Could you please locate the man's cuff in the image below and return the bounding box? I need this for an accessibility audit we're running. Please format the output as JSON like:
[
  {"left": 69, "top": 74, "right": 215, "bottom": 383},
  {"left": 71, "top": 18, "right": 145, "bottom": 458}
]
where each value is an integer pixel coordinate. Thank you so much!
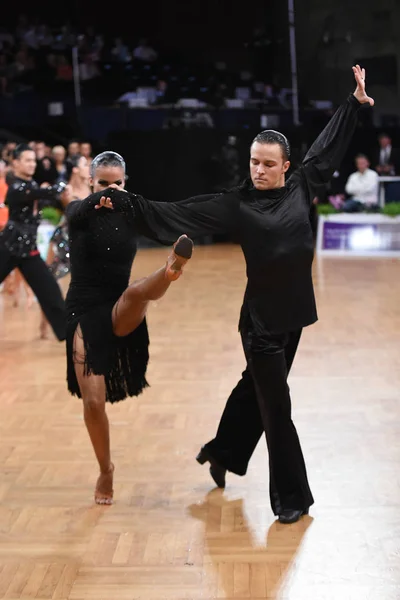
[{"left": 349, "top": 94, "right": 363, "bottom": 109}]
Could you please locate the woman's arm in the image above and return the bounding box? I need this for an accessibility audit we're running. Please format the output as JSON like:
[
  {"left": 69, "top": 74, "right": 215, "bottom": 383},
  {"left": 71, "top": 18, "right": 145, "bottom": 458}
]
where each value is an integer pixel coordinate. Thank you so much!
[{"left": 65, "top": 191, "right": 109, "bottom": 224}]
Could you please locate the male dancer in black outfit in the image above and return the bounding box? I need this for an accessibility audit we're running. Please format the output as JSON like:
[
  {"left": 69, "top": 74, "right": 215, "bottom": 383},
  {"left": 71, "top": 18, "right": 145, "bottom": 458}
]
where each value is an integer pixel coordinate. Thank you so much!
[
  {"left": 93, "top": 65, "right": 374, "bottom": 523},
  {"left": 0, "top": 144, "right": 67, "bottom": 340}
]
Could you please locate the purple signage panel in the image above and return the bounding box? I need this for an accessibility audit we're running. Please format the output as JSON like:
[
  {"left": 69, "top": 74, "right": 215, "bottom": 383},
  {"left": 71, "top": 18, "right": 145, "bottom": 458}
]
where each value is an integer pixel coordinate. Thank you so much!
[{"left": 322, "top": 221, "right": 400, "bottom": 251}]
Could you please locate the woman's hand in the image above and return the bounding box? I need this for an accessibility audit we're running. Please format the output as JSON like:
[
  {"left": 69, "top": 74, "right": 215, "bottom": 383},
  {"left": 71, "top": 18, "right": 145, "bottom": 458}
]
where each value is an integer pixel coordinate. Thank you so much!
[
  {"left": 94, "top": 185, "right": 126, "bottom": 209},
  {"left": 108, "top": 183, "right": 127, "bottom": 192},
  {"left": 95, "top": 196, "right": 114, "bottom": 210}
]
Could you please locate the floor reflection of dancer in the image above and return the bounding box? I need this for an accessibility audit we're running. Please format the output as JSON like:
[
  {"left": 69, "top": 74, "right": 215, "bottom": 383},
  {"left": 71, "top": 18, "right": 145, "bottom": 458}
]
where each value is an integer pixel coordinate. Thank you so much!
[
  {"left": 0, "top": 144, "right": 67, "bottom": 340},
  {"left": 39, "top": 154, "right": 91, "bottom": 339},
  {"left": 111, "top": 65, "right": 374, "bottom": 523},
  {"left": 65, "top": 151, "right": 193, "bottom": 505}
]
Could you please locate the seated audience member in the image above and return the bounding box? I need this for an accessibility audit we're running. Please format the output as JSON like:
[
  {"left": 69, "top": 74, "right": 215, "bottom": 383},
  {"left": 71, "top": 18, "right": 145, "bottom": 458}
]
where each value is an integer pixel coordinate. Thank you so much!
[{"left": 342, "top": 154, "right": 379, "bottom": 213}]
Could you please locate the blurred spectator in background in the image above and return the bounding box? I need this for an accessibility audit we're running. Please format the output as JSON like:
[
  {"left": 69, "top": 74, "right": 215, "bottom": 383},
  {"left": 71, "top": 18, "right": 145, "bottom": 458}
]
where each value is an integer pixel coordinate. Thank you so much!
[
  {"left": 214, "top": 135, "right": 241, "bottom": 191},
  {"left": 327, "top": 169, "right": 347, "bottom": 209},
  {"left": 67, "top": 141, "right": 80, "bottom": 159},
  {"left": 1, "top": 141, "right": 16, "bottom": 165},
  {"left": 79, "top": 52, "right": 101, "bottom": 81},
  {"left": 34, "top": 142, "right": 58, "bottom": 185},
  {"left": 111, "top": 37, "right": 131, "bottom": 63},
  {"left": 375, "top": 133, "right": 400, "bottom": 176},
  {"left": 80, "top": 141, "right": 93, "bottom": 164},
  {"left": 342, "top": 154, "right": 379, "bottom": 212},
  {"left": 52, "top": 145, "right": 68, "bottom": 183},
  {"left": 56, "top": 55, "right": 73, "bottom": 81},
  {"left": 133, "top": 38, "right": 158, "bottom": 63}
]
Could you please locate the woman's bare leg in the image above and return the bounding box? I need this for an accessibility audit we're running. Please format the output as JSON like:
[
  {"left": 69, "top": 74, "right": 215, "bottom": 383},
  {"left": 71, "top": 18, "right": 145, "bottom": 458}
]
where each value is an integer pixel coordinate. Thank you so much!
[
  {"left": 13, "top": 269, "right": 34, "bottom": 308},
  {"left": 3, "top": 270, "right": 18, "bottom": 306},
  {"left": 39, "top": 244, "right": 57, "bottom": 338},
  {"left": 112, "top": 235, "right": 193, "bottom": 337},
  {"left": 73, "top": 325, "right": 114, "bottom": 504},
  {"left": 39, "top": 311, "right": 49, "bottom": 339}
]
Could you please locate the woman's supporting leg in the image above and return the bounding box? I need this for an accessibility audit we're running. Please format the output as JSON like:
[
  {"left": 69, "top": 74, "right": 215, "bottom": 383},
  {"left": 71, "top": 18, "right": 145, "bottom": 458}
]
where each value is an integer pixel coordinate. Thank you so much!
[
  {"left": 14, "top": 268, "right": 35, "bottom": 308},
  {"left": 112, "top": 235, "right": 193, "bottom": 337},
  {"left": 39, "top": 243, "right": 56, "bottom": 338},
  {"left": 2, "top": 271, "right": 19, "bottom": 306},
  {"left": 73, "top": 325, "right": 114, "bottom": 504}
]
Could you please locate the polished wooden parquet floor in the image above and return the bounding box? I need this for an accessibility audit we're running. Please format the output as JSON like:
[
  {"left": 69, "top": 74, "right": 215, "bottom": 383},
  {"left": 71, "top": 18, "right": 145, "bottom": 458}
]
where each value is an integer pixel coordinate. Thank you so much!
[{"left": 0, "top": 244, "right": 400, "bottom": 600}]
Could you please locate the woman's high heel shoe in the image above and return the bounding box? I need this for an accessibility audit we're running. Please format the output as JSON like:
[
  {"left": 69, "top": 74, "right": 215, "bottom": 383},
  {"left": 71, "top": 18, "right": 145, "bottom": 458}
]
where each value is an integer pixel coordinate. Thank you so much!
[{"left": 169, "top": 235, "right": 194, "bottom": 272}]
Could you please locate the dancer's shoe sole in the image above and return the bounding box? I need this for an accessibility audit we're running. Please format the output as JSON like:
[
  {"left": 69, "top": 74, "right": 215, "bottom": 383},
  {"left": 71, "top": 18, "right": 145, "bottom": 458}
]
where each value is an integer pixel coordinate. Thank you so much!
[{"left": 170, "top": 235, "right": 194, "bottom": 271}]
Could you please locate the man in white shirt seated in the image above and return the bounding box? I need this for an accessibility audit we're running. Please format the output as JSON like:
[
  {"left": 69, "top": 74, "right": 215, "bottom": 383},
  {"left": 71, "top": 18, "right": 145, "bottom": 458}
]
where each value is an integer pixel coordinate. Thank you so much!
[{"left": 342, "top": 154, "right": 379, "bottom": 212}]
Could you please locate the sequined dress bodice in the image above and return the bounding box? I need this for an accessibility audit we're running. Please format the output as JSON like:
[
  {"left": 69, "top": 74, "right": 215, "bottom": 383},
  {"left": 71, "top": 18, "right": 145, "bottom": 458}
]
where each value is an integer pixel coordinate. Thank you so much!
[{"left": 66, "top": 207, "right": 138, "bottom": 320}]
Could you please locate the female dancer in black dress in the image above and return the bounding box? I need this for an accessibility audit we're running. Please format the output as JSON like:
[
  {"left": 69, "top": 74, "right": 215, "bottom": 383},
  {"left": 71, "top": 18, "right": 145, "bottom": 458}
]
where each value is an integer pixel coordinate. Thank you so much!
[
  {"left": 39, "top": 154, "right": 92, "bottom": 339},
  {"left": 65, "top": 151, "right": 193, "bottom": 504}
]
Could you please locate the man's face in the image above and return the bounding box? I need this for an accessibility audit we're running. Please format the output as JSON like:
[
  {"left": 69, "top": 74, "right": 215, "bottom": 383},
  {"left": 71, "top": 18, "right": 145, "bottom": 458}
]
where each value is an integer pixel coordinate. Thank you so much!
[
  {"left": 68, "top": 142, "right": 80, "bottom": 156},
  {"left": 356, "top": 157, "right": 369, "bottom": 173},
  {"left": 52, "top": 146, "right": 66, "bottom": 163},
  {"left": 90, "top": 165, "right": 125, "bottom": 192},
  {"left": 250, "top": 142, "right": 290, "bottom": 190},
  {"left": 14, "top": 150, "right": 37, "bottom": 178},
  {"left": 379, "top": 136, "right": 391, "bottom": 149},
  {"left": 80, "top": 143, "right": 92, "bottom": 158},
  {"left": 35, "top": 142, "right": 46, "bottom": 159}
]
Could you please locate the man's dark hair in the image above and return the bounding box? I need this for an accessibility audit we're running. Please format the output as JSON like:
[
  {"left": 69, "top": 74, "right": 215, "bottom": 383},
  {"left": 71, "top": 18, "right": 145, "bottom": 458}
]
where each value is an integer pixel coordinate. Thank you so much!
[
  {"left": 252, "top": 130, "right": 291, "bottom": 161},
  {"left": 12, "top": 144, "right": 34, "bottom": 160},
  {"left": 355, "top": 153, "right": 369, "bottom": 161}
]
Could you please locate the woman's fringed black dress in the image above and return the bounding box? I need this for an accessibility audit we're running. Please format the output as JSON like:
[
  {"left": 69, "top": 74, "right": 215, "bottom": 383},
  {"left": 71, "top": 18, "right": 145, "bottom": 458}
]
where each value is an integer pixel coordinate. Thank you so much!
[{"left": 65, "top": 193, "right": 149, "bottom": 404}]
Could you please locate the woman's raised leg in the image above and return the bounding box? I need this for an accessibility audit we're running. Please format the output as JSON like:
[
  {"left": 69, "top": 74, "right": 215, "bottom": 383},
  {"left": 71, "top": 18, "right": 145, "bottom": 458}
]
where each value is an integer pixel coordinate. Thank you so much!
[{"left": 112, "top": 235, "right": 193, "bottom": 337}]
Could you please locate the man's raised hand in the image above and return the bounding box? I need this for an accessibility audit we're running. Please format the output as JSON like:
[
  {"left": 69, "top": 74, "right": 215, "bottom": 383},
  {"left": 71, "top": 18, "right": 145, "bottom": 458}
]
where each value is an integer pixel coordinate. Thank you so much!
[{"left": 353, "top": 65, "right": 374, "bottom": 106}]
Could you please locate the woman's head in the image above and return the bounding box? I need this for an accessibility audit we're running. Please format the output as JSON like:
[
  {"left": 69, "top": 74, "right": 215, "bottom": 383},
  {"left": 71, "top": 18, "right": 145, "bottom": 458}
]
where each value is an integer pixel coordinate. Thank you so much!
[
  {"left": 90, "top": 151, "right": 126, "bottom": 192},
  {"left": 250, "top": 130, "right": 291, "bottom": 190},
  {"left": 67, "top": 154, "right": 90, "bottom": 182}
]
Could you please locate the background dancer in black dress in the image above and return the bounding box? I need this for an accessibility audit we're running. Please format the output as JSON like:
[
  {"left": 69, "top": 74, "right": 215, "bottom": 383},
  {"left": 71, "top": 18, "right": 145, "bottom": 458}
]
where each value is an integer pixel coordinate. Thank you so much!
[
  {"left": 65, "top": 151, "right": 193, "bottom": 505},
  {"left": 39, "top": 153, "right": 91, "bottom": 339},
  {"left": 0, "top": 144, "right": 67, "bottom": 341},
  {"left": 106, "top": 65, "right": 373, "bottom": 523}
]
